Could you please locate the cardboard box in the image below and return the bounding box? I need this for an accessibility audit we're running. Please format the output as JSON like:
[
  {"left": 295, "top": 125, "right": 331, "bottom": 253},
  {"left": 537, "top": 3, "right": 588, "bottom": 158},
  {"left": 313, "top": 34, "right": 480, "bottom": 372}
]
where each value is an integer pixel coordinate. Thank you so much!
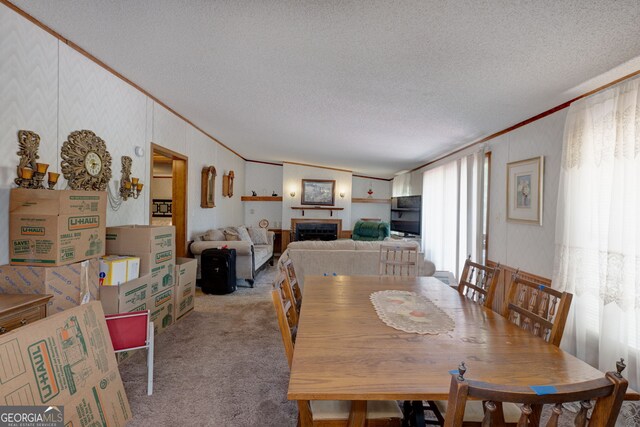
[
  {"left": 133, "top": 250, "right": 175, "bottom": 277},
  {"left": 99, "top": 274, "right": 152, "bottom": 315},
  {"left": 9, "top": 189, "right": 106, "bottom": 266},
  {"left": 149, "top": 287, "right": 174, "bottom": 335},
  {"left": 99, "top": 262, "right": 174, "bottom": 315},
  {"left": 0, "top": 302, "right": 132, "bottom": 426},
  {"left": 106, "top": 225, "right": 175, "bottom": 257},
  {"left": 99, "top": 255, "right": 140, "bottom": 286},
  {"left": 0, "top": 259, "right": 100, "bottom": 314},
  {"left": 175, "top": 257, "right": 197, "bottom": 320}
]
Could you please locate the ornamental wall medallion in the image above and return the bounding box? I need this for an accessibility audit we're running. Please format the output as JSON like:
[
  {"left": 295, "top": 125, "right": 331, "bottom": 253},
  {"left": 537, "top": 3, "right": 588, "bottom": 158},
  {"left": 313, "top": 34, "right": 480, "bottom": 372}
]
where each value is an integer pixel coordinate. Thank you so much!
[{"left": 61, "top": 130, "right": 113, "bottom": 191}]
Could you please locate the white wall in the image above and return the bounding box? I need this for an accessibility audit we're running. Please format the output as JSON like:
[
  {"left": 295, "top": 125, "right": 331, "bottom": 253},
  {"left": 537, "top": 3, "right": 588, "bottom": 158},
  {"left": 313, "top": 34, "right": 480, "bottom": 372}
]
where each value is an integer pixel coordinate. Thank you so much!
[
  {"left": 351, "top": 177, "right": 392, "bottom": 224},
  {"left": 282, "top": 163, "right": 352, "bottom": 231},
  {"left": 392, "top": 110, "right": 566, "bottom": 277},
  {"left": 487, "top": 110, "right": 566, "bottom": 277},
  {"left": 0, "top": 5, "right": 245, "bottom": 264},
  {"left": 243, "top": 162, "right": 283, "bottom": 228}
]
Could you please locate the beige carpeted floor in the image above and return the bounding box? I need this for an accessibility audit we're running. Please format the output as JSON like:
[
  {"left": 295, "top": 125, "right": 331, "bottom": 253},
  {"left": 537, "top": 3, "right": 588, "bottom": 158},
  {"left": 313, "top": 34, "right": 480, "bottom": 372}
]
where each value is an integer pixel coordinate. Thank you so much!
[{"left": 117, "top": 266, "right": 607, "bottom": 427}]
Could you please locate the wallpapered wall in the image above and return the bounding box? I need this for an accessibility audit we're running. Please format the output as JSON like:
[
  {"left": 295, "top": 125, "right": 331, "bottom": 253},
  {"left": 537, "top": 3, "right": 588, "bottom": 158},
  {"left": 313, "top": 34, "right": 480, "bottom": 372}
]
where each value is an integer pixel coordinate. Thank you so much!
[
  {"left": 392, "top": 110, "right": 566, "bottom": 278},
  {"left": 0, "top": 5, "right": 244, "bottom": 264}
]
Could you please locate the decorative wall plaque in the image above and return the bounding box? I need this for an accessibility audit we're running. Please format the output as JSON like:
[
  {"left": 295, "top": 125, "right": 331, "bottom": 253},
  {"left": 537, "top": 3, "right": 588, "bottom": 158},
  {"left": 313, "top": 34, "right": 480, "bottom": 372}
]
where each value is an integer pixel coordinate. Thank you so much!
[{"left": 61, "top": 130, "right": 112, "bottom": 191}]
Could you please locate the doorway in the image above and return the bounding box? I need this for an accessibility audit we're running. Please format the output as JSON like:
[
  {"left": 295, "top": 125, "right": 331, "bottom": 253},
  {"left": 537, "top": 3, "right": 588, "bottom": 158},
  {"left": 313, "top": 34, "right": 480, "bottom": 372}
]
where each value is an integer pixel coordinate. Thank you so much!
[{"left": 150, "top": 143, "right": 188, "bottom": 257}]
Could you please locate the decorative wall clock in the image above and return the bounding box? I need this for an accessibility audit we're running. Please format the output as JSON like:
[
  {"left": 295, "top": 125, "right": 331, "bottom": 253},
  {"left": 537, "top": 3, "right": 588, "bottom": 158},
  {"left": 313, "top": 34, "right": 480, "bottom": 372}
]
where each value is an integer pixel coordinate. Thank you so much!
[{"left": 61, "top": 130, "right": 112, "bottom": 191}]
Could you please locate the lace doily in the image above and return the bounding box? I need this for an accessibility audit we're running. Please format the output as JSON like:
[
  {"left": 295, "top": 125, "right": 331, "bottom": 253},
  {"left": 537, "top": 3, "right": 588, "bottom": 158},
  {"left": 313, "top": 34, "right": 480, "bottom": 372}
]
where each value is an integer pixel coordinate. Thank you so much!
[{"left": 370, "top": 290, "right": 455, "bottom": 335}]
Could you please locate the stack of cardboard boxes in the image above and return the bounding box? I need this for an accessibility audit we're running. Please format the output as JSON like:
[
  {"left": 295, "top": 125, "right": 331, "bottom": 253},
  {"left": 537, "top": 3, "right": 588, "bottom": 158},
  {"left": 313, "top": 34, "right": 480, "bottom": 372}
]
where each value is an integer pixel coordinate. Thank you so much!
[
  {"left": 0, "top": 189, "right": 106, "bottom": 313},
  {"left": 1, "top": 189, "right": 197, "bottom": 350}
]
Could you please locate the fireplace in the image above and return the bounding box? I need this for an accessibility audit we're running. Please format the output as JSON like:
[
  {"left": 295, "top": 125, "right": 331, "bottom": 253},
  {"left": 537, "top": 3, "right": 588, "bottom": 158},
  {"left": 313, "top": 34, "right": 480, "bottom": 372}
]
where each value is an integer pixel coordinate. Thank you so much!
[
  {"left": 291, "top": 218, "right": 342, "bottom": 242},
  {"left": 295, "top": 223, "right": 338, "bottom": 241}
]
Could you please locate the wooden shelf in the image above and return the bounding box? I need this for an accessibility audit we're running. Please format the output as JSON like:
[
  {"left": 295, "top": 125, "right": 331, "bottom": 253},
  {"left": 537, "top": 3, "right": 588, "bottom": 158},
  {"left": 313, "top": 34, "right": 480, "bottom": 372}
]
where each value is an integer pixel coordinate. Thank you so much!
[
  {"left": 240, "top": 196, "right": 283, "bottom": 201},
  {"left": 291, "top": 206, "right": 344, "bottom": 217},
  {"left": 352, "top": 198, "right": 391, "bottom": 204}
]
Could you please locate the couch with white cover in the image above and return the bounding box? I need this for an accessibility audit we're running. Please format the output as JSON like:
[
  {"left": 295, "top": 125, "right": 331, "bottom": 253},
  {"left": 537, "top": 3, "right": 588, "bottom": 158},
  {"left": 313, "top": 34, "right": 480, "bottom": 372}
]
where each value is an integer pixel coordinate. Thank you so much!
[
  {"left": 189, "top": 226, "right": 275, "bottom": 286},
  {"left": 279, "top": 239, "right": 435, "bottom": 288}
]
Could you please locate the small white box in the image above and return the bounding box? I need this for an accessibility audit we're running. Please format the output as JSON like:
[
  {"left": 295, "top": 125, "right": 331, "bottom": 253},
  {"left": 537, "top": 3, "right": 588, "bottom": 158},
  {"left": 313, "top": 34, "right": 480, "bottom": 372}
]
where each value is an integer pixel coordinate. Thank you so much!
[{"left": 100, "top": 255, "right": 140, "bottom": 286}]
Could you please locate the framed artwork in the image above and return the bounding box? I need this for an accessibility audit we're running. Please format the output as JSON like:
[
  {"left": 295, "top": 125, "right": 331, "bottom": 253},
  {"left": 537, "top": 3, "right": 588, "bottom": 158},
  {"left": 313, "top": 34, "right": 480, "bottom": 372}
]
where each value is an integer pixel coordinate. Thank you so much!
[
  {"left": 301, "top": 179, "right": 335, "bottom": 206},
  {"left": 200, "top": 166, "right": 216, "bottom": 208},
  {"left": 506, "top": 156, "right": 544, "bottom": 225}
]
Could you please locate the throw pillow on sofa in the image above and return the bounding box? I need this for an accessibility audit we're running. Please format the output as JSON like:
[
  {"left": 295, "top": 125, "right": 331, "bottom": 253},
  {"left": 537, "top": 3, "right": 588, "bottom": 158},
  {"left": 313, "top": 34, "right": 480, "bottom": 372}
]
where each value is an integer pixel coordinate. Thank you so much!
[
  {"left": 236, "top": 226, "right": 253, "bottom": 243},
  {"left": 204, "top": 228, "right": 225, "bottom": 241},
  {"left": 224, "top": 227, "right": 240, "bottom": 241},
  {"left": 247, "top": 227, "right": 269, "bottom": 245}
]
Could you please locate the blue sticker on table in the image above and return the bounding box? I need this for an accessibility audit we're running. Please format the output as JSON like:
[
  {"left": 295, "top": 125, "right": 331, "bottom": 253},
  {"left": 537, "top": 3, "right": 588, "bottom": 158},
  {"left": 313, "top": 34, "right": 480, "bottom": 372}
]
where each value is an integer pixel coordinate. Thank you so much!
[
  {"left": 448, "top": 370, "right": 459, "bottom": 375},
  {"left": 530, "top": 385, "right": 557, "bottom": 395}
]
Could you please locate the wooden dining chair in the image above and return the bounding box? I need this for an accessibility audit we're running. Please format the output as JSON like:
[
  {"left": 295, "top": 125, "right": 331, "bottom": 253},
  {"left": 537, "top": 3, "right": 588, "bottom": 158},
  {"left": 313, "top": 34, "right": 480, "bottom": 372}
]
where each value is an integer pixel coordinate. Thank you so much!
[
  {"left": 457, "top": 257, "right": 501, "bottom": 308},
  {"left": 271, "top": 275, "right": 403, "bottom": 427},
  {"left": 443, "top": 360, "right": 628, "bottom": 427},
  {"left": 280, "top": 258, "right": 302, "bottom": 316},
  {"left": 379, "top": 241, "right": 419, "bottom": 277},
  {"left": 433, "top": 275, "right": 576, "bottom": 426},
  {"left": 502, "top": 273, "right": 573, "bottom": 347}
]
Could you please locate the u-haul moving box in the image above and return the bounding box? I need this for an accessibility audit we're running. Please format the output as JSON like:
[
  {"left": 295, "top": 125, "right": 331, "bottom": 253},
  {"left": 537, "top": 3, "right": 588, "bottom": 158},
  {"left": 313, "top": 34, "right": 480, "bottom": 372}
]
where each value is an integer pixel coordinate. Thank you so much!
[
  {"left": 175, "top": 257, "right": 197, "bottom": 320},
  {"left": 0, "top": 259, "right": 100, "bottom": 314},
  {"left": 105, "top": 225, "right": 175, "bottom": 274},
  {"left": 9, "top": 189, "right": 106, "bottom": 267},
  {"left": 0, "top": 302, "right": 131, "bottom": 426}
]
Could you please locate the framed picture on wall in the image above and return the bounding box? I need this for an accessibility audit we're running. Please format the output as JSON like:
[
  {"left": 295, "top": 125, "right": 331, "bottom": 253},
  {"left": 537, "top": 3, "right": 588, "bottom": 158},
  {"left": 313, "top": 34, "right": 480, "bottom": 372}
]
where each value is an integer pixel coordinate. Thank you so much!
[
  {"left": 301, "top": 179, "right": 335, "bottom": 206},
  {"left": 506, "top": 156, "right": 544, "bottom": 225}
]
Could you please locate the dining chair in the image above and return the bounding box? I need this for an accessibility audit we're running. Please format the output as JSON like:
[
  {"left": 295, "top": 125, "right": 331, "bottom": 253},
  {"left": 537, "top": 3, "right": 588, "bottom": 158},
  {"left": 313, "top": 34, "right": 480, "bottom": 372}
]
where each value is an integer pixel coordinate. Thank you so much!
[
  {"left": 271, "top": 274, "right": 403, "bottom": 427},
  {"left": 501, "top": 273, "right": 573, "bottom": 347},
  {"left": 379, "top": 241, "right": 419, "bottom": 277},
  {"left": 432, "top": 272, "right": 576, "bottom": 426},
  {"left": 442, "top": 360, "right": 628, "bottom": 427},
  {"left": 280, "top": 258, "right": 302, "bottom": 316},
  {"left": 457, "top": 257, "right": 501, "bottom": 308}
]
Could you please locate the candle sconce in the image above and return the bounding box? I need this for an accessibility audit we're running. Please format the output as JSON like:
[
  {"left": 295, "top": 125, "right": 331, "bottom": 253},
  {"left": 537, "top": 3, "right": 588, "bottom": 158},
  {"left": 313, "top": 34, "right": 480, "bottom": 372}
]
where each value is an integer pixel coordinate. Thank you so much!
[
  {"left": 119, "top": 156, "right": 143, "bottom": 200},
  {"left": 14, "top": 130, "right": 60, "bottom": 190}
]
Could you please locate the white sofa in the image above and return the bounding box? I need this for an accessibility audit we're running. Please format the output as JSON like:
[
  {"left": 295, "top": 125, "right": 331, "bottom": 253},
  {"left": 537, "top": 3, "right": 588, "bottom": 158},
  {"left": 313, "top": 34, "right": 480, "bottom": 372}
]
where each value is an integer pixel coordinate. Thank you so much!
[
  {"left": 189, "top": 227, "right": 275, "bottom": 286},
  {"left": 279, "top": 240, "right": 436, "bottom": 288}
]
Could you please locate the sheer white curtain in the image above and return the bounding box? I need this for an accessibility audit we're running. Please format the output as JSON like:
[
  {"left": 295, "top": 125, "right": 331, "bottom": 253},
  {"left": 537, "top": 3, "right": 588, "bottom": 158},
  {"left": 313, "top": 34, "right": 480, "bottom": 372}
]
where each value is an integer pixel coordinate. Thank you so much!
[
  {"left": 554, "top": 77, "right": 640, "bottom": 424},
  {"left": 422, "top": 151, "right": 484, "bottom": 279}
]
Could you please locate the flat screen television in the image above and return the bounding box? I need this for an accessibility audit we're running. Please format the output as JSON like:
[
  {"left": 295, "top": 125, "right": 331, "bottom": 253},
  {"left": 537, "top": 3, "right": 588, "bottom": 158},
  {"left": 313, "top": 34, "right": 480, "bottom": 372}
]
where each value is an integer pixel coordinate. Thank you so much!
[{"left": 390, "top": 195, "right": 421, "bottom": 236}]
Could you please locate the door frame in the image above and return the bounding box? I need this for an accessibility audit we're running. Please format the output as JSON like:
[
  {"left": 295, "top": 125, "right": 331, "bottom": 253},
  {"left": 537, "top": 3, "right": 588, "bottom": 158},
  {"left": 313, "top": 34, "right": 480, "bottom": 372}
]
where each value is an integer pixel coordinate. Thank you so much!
[{"left": 150, "top": 143, "right": 188, "bottom": 257}]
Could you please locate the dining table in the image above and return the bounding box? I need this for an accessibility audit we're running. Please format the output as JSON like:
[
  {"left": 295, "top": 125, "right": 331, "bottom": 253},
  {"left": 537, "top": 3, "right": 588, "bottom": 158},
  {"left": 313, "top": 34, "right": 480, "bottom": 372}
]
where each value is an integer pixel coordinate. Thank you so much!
[{"left": 287, "top": 275, "right": 639, "bottom": 427}]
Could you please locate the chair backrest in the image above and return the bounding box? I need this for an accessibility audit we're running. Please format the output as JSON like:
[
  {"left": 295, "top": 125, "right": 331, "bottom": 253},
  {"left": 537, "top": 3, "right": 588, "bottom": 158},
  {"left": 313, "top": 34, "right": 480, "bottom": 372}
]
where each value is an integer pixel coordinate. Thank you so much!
[
  {"left": 281, "top": 259, "right": 302, "bottom": 315},
  {"left": 105, "top": 310, "right": 151, "bottom": 352},
  {"left": 458, "top": 257, "right": 500, "bottom": 308},
  {"left": 271, "top": 273, "right": 315, "bottom": 425},
  {"left": 502, "top": 274, "right": 573, "bottom": 347},
  {"left": 272, "top": 273, "right": 299, "bottom": 368},
  {"left": 443, "top": 361, "right": 628, "bottom": 427},
  {"left": 379, "top": 241, "right": 419, "bottom": 276}
]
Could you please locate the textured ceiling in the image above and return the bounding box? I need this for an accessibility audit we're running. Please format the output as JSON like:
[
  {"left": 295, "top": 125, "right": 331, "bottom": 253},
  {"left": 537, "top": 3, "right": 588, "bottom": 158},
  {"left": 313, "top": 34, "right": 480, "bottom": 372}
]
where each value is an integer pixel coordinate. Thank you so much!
[{"left": 10, "top": 0, "right": 640, "bottom": 178}]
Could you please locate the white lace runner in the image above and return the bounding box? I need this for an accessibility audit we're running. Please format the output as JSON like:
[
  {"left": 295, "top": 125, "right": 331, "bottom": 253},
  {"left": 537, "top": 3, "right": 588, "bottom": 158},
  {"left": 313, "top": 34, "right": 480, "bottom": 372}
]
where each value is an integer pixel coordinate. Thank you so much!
[{"left": 370, "top": 290, "right": 455, "bottom": 335}]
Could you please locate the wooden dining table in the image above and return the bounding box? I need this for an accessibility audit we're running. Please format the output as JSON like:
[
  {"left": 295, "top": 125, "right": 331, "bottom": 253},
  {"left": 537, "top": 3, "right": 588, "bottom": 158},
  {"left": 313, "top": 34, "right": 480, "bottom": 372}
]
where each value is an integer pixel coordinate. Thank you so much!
[{"left": 287, "top": 275, "right": 639, "bottom": 426}]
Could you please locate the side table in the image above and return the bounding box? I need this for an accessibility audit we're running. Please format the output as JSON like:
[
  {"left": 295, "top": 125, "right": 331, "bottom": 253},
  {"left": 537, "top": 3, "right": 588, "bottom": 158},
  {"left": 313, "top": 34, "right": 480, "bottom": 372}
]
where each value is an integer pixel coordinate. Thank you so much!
[{"left": 0, "top": 294, "right": 53, "bottom": 335}]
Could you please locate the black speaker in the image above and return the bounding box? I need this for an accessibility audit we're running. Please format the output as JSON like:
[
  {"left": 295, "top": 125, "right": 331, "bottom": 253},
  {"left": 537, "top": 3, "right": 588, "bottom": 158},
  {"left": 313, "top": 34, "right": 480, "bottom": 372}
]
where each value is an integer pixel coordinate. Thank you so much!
[{"left": 200, "top": 248, "right": 237, "bottom": 294}]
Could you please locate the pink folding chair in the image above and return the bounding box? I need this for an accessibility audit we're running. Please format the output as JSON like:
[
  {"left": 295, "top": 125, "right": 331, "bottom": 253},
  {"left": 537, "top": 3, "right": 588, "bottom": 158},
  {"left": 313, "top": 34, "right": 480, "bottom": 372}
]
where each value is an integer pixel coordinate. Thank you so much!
[{"left": 105, "top": 310, "right": 154, "bottom": 395}]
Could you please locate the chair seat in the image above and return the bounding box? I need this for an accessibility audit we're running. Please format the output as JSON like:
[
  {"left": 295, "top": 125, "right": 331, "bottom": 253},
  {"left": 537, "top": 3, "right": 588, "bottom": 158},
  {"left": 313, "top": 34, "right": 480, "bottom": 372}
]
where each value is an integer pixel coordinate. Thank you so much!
[
  {"left": 434, "top": 400, "right": 523, "bottom": 422},
  {"left": 310, "top": 400, "right": 403, "bottom": 420}
]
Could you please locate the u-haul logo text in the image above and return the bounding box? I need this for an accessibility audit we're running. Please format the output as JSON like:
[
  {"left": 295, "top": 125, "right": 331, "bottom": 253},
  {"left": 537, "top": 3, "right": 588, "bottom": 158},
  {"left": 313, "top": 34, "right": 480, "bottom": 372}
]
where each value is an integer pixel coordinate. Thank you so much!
[
  {"left": 68, "top": 215, "right": 100, "bottom": 231},
  {"left": 155, "top": 250, "right": 172, "bottom": 264},
  {"left": 21, "top": 226, "right": 45, "bottom": 236},
  {"left": 155, "top": 289, "right": 173, "bottom": 307},
  {"left": 28, "top": 340, "right": 60, "bottom": 402}
]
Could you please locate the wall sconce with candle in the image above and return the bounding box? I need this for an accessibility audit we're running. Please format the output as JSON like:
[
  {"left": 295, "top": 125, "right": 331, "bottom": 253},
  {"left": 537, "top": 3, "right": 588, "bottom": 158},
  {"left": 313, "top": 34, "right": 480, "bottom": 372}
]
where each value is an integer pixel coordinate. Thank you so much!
[
  {"left": 14, "top": 130, "right": 60, "bottom": 190},
  {"left": 119, "top": 156, "right": 143, "bottom": 200}
]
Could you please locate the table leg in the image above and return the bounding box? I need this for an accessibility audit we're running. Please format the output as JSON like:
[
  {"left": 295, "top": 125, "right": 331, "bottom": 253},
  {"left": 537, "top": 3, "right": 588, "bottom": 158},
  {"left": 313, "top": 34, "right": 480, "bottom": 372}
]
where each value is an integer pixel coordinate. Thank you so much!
[{"left": 347, "top": 400, "right": 367, "bottom": 427}]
